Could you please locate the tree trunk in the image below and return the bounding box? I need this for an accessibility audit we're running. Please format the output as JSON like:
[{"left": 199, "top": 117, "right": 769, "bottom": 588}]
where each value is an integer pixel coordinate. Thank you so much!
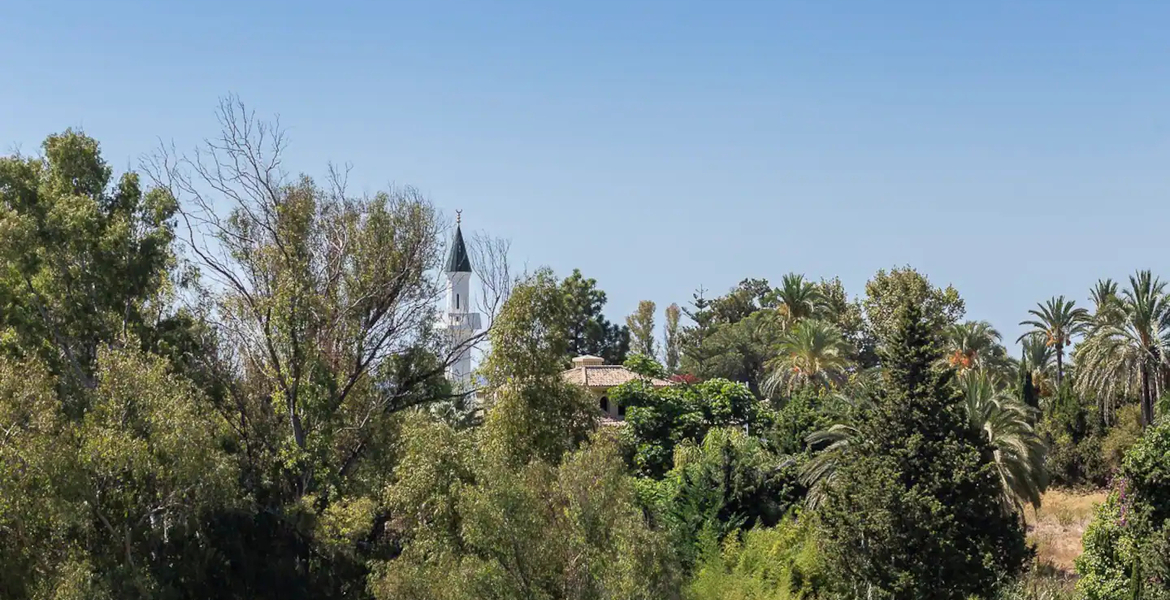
[
  {"left": 1055, "top": 345, "right": 1064, "bottom": 389},
  {"left": 1141, "top": 364, "right": 1154, "bottom": 428}
]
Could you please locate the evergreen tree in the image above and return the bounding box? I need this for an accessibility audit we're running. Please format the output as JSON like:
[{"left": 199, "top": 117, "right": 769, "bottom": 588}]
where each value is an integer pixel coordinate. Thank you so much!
[
  {"left": 680, "top": 287, "right": 718, "bottom": 376},
  {"left": 560, "top": 269, "right": 630, "bottom": 364},
  {"left": 627, "top": 299, "right": 657, "bottom": 357},
  {"left": 1019, "top": 352, "right": 1039, "bottom": 417},
  {"left": 817, "top": 301, "right": 1029, "bottom": 599},
  {"left": 664, "top": 303, "right": 682, "bottom": 374}
]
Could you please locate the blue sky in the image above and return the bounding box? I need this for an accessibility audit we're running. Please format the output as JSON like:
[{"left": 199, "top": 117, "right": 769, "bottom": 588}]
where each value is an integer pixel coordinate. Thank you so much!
[{"left": 4, "top": 1, "right": 1170, "bottom": 345}]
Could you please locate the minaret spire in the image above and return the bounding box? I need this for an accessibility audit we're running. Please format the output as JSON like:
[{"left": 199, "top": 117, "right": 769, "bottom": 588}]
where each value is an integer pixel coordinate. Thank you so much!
[{"left": 441, "top": 212, "right": 481, "bottom": 394}]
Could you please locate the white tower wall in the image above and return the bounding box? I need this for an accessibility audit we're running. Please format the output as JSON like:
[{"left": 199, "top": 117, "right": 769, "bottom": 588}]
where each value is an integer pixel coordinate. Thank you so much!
[
  {"left": 442, "top": 220, "right": 480, "bottom": 391},
  {"left": 446, "top": 272, "right": 476, "bottom": 384}
]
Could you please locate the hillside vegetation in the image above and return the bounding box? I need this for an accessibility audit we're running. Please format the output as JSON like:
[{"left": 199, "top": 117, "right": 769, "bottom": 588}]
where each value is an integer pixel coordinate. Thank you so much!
[{"left": 1, "top": 105, "right": 1168, "bottom": 599}]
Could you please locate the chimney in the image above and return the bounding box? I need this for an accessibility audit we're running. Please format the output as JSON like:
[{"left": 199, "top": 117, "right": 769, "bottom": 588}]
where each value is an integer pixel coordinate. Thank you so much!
[{"left": 572, "top": 355, "right": 605, "bottom": 367}]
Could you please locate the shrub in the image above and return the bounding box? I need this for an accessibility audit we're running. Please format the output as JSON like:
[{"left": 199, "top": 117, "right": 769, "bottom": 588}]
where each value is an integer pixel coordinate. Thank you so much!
[
  {"left": 1040, "top": 386, "right": 1109, "bottom": 487},
  {"left": 1101, "top": 404, "right": 1143, "bottom": 474},
  {"left": 687, "top": 513, "right": 828, "bottom": 600},
  {"left": 645, "top": 427, "right": 801, "bottom": 570},
  {"left": 1076, "top": 418, "right": 1170, "bottom": 600},
  {"left": 614, "top": 378, "right": 773, "bottom": 477}
]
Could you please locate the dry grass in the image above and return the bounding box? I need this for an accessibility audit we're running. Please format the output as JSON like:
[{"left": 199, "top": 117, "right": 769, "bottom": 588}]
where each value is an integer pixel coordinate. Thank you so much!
[{"left": 1024, "top": 488, "right": 1108, "bottom": 578}]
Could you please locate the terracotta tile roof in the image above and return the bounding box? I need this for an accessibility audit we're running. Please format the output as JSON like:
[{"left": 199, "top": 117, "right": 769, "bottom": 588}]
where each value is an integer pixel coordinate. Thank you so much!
[{"left": 561, "top": 364, "right": 673, "bottom": 389}]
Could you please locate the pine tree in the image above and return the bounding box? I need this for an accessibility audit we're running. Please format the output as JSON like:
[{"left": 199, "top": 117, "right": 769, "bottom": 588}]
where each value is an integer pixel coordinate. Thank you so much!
[
  {"left": 680, "top": 288, "right": 717, "bottom": 377},
  {"left": 817, "top": 301, "right": 1029, "bottom": 599}
]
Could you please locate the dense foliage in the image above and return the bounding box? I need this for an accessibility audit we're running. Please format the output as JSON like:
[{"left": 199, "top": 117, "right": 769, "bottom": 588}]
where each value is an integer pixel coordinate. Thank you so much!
[
  {"left": 3, "top": 113, "right": 1167, "bottom": 599},
  {"left": 687, "top": 513, "right": 827, "bottom": 600},
  {"left": 1077, "top": 418, "right": 1170, "bottom": 599},
  {"left": 815, "top": 303, "right": 1030, "bottom": 599}
]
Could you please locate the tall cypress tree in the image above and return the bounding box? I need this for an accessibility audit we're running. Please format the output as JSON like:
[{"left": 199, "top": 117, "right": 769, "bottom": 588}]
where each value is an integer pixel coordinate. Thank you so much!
[
  {"left": 817, "top": 301, "right": 1029, "bottom": 599},
  {"left": 1019, "top": 351, "right": 1039, "bottom": 418}
]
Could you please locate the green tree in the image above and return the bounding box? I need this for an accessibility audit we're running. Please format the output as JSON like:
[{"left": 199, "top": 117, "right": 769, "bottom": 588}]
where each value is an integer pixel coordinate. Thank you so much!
[
  {"left": 681, "top": 292, "right": 788, "bottom": 397},
  {"left": 1039, "top": 382, "right": 1108, "bottom": 488},
  {"left": 624, "top": 352, "right": 668, "bottom": 379},
  {"left": 707, "top": 278, "right": 776, "bottom": 325},
  {"left": 1090, "top": 278, "right": 1125, "bottom": 328},
  {"left": 818, "top": 277, "right": 877, "bottom": 368},
  {"left": 1076, "top": 271, "right": 1170, "bottom": 427},
  {"left": 0, "top": 347, "right": 237, "bottom": 599},
  {"left": 1021, "top": 332, "right": 1057, "bottom": 398},
  {"left": 816, "top": 302, "right": 1028, "bottom": 599},
  {"left": 482, "top": 269, "right": 597, "bottom": 466},
  {"left": 862, "top": 266, "right": 965, "bottom": 344},
  {"left": 679, "top": 280, "right": 792, "bottom": 394},
  {"left": 561, "top": 269, "right": 630, "bottom": 364},
  {"left": 148, "top": 99, "right": 498, "bottom": 595},
  {"left": 377, "top": 269, "right": 679, "bottom": 599},
  {"left": 613, "top": 378, "right": 771, "bottom": 478},
  {"left": 762, "top": 320, "right": 853, "bottom": 397},
  {"left": 1018, "top": 295, "right": 1088, "bottom": 388},
  {"left": 373, "top": 419, "right": 682, "bottom": 600},
  {"left": 680, "top": 288, "right": 719, "bottom": 377},
  {"left": 1018, "top": 351, "right": 1039, "bottom": 413},
  {"left": 0, "top": 130, "right": 179, "bottom": 392},
  {"left": 627, "top": 299, "right": 657, "bottom": 357},
  {"left": 664, "top": 303, "right": 682, "bottom": 374}
]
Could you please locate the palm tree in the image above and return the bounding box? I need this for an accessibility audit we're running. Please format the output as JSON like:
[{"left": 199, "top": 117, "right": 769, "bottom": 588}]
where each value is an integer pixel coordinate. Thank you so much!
[
  {"left": 801, "top": 421, "right": 862, "bottom": 510},
  {"left": 762, "top": 319, "right": 853, "bottom": 397},
  {"left": 774, "top": 272, "right": 824, "bottom": 324},
  {"left": 799, "top": 375, "right": 877, "bottom": 510},
  {"left": 801, "top": 370, "right": 1047, "bottom": 517},
  {"left": 1018, "top": 296, "right": 1088, "bottom": 388},
  {"left": 1076, "top": 278, "right": 1127, "bottom": 424},
  {"left": 942, "top": 320, "right": 1008, "bottom": 374},
  {"left": 1076, "top": 271, "right": 1170, "bottom": 426},
  {"left": 1089, "top": 278, "right": 1123, "bottom": 327},
  {"left": 956, "top": 371, "right": 1047, "bottom": 514},
  {"left": 1020, "top": 333, "right": 1056, "bottom": 398}
]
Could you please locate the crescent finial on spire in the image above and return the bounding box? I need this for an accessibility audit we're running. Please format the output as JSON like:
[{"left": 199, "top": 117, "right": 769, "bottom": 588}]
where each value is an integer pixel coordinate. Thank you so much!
[{"left": 456, "top": 209, "right": 462, "bottom": 225}]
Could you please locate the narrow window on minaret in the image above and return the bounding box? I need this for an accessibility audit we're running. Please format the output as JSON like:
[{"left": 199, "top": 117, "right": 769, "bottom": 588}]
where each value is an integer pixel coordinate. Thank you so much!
[{"left": 456, "top": 294, "right": 460, "bottom": 309}]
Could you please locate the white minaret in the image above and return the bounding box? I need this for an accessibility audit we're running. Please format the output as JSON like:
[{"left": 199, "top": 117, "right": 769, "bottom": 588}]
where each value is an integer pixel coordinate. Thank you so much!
[{"left": 443, "top": 211, "right": 481, "bottom": 389}]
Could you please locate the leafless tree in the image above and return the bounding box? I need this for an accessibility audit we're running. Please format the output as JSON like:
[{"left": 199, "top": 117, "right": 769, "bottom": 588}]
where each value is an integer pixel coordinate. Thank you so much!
[{"left": 145, "top": 95, "right": 511, "bottom": 496}]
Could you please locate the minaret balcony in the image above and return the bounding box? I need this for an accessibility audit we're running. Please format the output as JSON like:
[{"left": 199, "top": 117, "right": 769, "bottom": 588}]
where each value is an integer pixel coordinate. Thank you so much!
[{"left": 446, "top": 312, "right": 482, "bottom": 330}]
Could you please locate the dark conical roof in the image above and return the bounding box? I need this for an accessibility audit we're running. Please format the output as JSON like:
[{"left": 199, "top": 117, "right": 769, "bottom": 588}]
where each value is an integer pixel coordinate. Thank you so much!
[{"left": 446, "top": 225, "right": 473, "bottom": 273}]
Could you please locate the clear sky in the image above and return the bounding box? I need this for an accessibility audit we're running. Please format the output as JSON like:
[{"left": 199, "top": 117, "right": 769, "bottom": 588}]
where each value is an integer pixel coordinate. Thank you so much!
[{"left": 4, "top": 1, "right": 1170, "bottom": 345}]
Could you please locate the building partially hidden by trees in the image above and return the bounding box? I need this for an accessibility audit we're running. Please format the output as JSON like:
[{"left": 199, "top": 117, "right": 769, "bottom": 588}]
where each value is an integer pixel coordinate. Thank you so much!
[{"left": 561, "top": 355, "right": 672, "bottom": 422}]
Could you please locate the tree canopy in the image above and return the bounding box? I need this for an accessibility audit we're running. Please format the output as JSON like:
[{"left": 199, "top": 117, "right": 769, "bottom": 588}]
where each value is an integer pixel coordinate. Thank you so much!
[{"left": 4, "top": 108, "right": 1165, "bottom": 600}]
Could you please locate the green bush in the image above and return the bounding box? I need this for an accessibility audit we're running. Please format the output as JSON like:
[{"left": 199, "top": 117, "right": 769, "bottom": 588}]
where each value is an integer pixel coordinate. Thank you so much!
[
  {"left": 1040, "top": 385, "right": 1109, "bottom": 487},
  {"left": 1101, "top": 404, "right": 1143, "bottom": 474},
  {"left": 615, "top": 378, "right": 774, "bottom": 477},
  {"left": 992, "top": 571, "right": 1076, "bottom": 600},
  {"left": 645, "top": 427, "right": 801, "bottom": 571},
  {"left": 768, "top": 388, "right": 849, "bottom": 457},
  {"left": 687, "top": 514, "right": 828, "bottom": 600},
  {"left": 1076, "top": 418, "right": 1170, "bottom": 600}
]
